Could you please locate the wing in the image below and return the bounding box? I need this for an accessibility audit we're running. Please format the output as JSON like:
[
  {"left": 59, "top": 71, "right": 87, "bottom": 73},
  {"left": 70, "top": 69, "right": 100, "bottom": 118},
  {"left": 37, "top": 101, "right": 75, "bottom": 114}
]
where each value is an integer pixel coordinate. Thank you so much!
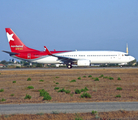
[
  {"left": 44, "top": 46, "right": 78, "bottom": 63},
  {"left": 52, "top": 54, "right": 77, "bottom": 63}
]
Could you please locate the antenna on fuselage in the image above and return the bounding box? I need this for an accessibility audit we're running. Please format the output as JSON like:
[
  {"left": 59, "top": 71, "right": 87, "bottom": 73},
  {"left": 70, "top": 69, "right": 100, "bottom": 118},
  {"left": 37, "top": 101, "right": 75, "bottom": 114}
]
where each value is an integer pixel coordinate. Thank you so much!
[{"left": 126, "top": 43, "right": 128, "bottom": 54}]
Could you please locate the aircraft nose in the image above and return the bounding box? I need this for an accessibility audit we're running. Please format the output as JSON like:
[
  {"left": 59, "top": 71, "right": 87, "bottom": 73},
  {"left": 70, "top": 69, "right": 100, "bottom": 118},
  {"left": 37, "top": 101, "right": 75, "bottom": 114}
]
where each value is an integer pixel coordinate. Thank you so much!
[{"left": 129, "top": 56, "right": 135, "bottom": 61}]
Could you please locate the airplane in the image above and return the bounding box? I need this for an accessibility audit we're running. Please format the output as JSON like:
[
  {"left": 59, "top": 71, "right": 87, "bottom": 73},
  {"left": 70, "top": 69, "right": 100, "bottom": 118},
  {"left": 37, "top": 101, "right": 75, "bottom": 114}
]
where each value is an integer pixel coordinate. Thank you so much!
[{"left": 3, "top": 28, "right": 135, "bottom": 69}]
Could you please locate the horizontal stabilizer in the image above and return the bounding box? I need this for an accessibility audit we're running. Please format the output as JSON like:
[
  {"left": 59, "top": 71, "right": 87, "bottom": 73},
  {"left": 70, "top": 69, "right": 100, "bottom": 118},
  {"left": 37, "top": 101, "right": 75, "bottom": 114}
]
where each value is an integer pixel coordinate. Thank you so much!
[{"left": 2, "top": 50, "right": 19, "bottom": 56}]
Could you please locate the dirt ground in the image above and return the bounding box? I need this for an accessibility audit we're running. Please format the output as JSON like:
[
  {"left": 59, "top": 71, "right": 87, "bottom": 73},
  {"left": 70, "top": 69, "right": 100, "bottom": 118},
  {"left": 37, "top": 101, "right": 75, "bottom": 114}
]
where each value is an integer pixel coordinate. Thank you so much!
[
  {"left": 0, "top": 68, "right": 138, "bottom": 104},
  {"left": 0, "top": 68, "right": 138, "bottom": 119},
  {"left": 1, "top": 110, "right": 138, "bottom": 120}
]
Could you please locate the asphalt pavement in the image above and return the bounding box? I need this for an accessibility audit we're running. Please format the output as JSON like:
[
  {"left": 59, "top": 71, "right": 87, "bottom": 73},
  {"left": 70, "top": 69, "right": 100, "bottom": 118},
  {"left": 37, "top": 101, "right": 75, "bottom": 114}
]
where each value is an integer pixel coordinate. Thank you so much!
[
  {"left": 0, "top": 67, "right": 138, "bottom": 71},
  {"left": 0, "top": 102, "right": 138, "bottom": 114}
]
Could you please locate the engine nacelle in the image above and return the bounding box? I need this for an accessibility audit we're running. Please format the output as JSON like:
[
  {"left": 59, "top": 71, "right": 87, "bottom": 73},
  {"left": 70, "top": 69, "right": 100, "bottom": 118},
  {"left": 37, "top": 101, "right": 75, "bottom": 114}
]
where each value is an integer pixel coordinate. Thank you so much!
[
  {"left": 55, "top": 64, "right": 60, "bottom": 67},
  {"left": 77, "top": 60, "right": 90, "bottom": 66},
  {"left": 118, "top": 63, "right": 127, "bottom": 65}
]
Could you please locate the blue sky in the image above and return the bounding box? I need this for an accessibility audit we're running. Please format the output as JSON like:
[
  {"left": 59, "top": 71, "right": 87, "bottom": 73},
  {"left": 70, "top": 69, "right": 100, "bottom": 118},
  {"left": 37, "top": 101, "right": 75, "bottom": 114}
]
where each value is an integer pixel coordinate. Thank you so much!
[{"left": 0, "top": 0, "right": 138, "bottom": 61}]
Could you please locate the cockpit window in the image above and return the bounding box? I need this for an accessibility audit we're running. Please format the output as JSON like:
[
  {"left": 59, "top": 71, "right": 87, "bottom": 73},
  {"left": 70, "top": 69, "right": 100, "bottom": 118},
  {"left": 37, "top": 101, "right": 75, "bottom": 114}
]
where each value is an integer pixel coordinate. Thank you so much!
[{"left": 125, "top": 54, "right": 129, "bottom": 56}]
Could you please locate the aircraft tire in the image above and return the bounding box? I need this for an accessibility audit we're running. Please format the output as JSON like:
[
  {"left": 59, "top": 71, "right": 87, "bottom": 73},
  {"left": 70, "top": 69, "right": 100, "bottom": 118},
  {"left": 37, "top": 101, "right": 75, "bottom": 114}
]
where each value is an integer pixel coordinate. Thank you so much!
[{"left": 67, "top": 64, "right": 72, "bottom": 69}]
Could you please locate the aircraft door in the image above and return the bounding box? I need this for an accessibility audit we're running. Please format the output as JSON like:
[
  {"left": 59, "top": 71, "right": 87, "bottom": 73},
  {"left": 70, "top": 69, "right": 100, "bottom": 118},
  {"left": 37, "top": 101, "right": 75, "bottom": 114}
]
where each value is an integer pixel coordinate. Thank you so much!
[
  {"left": 118, "top": 54, "right": 121, "bottom": 59},
  {"left": 27, "top": 53, "right": 31, "bottom": 59}
]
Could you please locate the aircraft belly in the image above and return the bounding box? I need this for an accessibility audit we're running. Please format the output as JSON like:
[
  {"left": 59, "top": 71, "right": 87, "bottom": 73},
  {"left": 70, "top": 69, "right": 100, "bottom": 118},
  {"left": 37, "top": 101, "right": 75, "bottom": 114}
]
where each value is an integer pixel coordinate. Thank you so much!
[{"left": 33, "top": 56, "right": 60, "bottom": 64}]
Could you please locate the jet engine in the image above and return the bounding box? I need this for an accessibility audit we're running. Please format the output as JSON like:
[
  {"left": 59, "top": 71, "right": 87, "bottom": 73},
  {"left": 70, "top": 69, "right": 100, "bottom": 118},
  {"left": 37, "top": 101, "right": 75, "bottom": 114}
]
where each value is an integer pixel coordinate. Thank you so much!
[{"left": 77, "top": 60, "right": 90, "bottom": 66}]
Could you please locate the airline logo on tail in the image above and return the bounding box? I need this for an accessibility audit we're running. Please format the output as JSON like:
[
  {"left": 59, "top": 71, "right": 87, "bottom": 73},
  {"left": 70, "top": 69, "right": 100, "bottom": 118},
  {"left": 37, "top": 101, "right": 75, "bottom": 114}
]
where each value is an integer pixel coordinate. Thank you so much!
[
  {"left": 6, "top": 32, "right": 23, "bottom": 48},
  {"left": 7, "top": 33, "right": 14, "bottom": 42}
]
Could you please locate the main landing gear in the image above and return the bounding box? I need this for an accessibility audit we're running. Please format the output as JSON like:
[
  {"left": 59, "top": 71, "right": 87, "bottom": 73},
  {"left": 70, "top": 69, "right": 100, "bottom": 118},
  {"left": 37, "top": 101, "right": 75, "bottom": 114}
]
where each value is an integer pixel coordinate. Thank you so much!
[{"left": 67, "top": 64, "right": 72, "bottom": 69}]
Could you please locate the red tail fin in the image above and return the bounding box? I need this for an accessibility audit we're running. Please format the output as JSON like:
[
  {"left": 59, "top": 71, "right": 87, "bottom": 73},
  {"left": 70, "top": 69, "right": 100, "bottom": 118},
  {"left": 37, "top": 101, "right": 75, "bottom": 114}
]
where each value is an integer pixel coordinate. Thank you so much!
[{"left": 5, "top": 28, "right": 38, "bottom": 53}]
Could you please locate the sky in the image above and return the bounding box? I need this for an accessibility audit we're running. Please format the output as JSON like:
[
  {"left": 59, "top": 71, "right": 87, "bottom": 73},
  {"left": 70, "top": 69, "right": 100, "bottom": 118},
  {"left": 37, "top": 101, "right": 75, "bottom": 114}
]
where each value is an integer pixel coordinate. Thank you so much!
[{"left": 0, "top": 0, "right": 138, "bottom": 61}]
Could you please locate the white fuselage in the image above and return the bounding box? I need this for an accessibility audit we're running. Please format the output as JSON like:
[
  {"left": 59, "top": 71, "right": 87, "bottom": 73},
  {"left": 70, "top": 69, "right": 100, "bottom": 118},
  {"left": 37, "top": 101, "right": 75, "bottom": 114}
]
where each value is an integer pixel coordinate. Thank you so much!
[{"left": 30, "top": 51, "right": 135, "bottom": 64}]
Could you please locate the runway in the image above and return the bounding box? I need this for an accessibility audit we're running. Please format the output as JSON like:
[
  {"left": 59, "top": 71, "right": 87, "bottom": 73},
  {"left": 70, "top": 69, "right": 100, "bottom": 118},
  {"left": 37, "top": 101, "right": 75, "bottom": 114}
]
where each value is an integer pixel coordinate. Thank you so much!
[
  {"left": 0, "top": 102, "right": 138, "bottom": 114},
  {"left": 0, "top": 67, "right": 138, "bottom": 71}
]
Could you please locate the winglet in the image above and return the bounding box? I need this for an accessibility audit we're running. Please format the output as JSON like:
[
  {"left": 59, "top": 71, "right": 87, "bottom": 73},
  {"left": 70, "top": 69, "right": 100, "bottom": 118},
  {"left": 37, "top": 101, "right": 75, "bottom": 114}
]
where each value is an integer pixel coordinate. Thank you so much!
[{"left": 44, "top": 46, "right": 52, "bottom": 55}]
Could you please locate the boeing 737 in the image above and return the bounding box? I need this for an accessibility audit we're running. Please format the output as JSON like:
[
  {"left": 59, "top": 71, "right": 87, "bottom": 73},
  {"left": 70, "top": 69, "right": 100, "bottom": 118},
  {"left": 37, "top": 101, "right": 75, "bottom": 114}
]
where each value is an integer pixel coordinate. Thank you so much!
[{"left": 3, "top": 28, "right": 135, "bottom": 68}]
